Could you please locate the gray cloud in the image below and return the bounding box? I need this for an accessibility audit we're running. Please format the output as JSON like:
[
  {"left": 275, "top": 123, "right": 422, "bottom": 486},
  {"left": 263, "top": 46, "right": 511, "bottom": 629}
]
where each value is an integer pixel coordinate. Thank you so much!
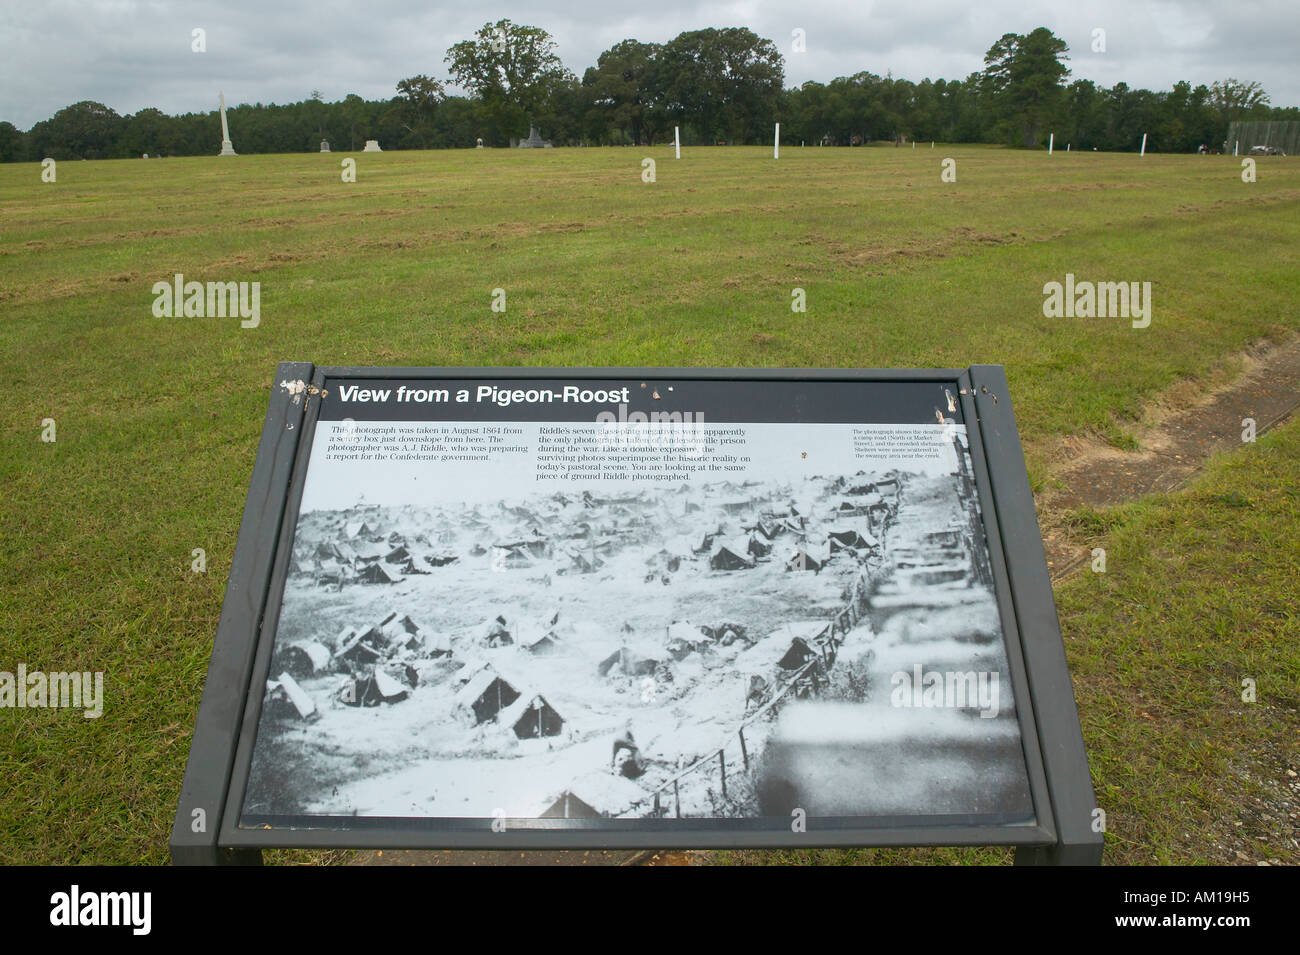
[{"left": 1, "top": 0, "right": 1295, "bottom": 129}]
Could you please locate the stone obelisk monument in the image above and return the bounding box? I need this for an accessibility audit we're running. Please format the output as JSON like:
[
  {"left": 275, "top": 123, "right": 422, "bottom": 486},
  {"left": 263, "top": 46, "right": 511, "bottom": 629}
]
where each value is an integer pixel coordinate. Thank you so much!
[{"left": 218, "top": 92, "right": 237, "bottom": 156}]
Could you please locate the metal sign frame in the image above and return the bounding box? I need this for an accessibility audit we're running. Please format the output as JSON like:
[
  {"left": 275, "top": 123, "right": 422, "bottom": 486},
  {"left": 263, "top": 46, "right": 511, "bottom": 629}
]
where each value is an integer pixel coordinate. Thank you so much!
[{"left": 169, "top": 363, "right": 1102, "bottom": 865}]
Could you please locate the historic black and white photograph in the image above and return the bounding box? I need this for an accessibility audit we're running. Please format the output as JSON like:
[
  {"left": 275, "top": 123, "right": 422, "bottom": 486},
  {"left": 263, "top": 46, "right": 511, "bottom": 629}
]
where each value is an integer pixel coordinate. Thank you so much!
[{"left": 242, "top": 418, "right": 1034, "bottom": 826}]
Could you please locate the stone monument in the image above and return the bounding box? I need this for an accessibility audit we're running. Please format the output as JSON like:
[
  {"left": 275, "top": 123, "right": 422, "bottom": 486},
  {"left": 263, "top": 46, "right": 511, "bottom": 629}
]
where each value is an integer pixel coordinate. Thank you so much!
[
  {"left": 320, "top": 140, "right": 330, "bottom": 153},
  {"left": 517, "top": 126, "right": 551, "bottom": 148},
  {"left": 218, "top": 92, "right": 237, "bottom": 156},
  {"left": 362, "top": 140, "right": 382, "bottom": 152}
]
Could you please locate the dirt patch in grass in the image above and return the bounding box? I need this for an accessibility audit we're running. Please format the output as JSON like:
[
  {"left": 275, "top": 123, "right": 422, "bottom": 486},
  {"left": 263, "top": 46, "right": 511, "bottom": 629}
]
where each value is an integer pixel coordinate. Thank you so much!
[
  {"left": 1038, "top": 332, "right": 1300, "bottom": 577},
  {"left": 827, "top": 224, "right": 1028, "bottom": 270}
]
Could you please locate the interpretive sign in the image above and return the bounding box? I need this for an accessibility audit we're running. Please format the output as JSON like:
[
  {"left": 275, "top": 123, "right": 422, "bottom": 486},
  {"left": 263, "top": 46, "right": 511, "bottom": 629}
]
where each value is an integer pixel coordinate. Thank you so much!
[{"left": 171, "top": 365, "right": 1101, "bottom": 864}]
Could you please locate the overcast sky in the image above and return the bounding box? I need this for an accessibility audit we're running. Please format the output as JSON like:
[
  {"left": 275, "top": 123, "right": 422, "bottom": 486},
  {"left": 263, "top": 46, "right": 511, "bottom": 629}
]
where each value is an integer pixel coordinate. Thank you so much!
[{"left": 2, "top": 1, "right": 1296, "bottom": 129}]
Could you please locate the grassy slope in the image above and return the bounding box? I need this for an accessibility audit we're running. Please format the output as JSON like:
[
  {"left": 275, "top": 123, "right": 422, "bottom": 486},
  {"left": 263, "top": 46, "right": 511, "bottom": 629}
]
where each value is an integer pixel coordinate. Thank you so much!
[{"left": 0, "top": 145, "right": 1296, "bottom": 863}]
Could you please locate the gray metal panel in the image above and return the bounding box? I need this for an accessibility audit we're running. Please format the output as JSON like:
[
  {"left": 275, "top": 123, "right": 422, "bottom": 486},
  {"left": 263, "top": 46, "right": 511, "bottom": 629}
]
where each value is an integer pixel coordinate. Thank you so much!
[
  {"left": 218, "top": 822, "right": 1053, "bottom": 852},
  {"left": 954, "top": 370, "right": 1056, "bottom": 843},
  {"left": 169, "top": 361, "right": 314, "bottom": 865},
  {"left": 969, "top": 365, "right": 1103, "bottom": 864},
  {"left": 220, "top": 366, "right": 329, "bottom": 848},
  {"left": 316, "top": 366, "right": 968, "bottom": 382},
  {"left": 183, "top": 363, "right": 1097, "bottom": 861}
]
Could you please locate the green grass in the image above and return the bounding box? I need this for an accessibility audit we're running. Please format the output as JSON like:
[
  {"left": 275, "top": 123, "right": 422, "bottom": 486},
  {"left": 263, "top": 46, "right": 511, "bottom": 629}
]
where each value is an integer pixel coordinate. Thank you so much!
[
  {"left": 1, "top": 145, "right": 1297, "bottom": 864},
  {"left": 1057, "top": 419, "right": 1300, "bottom": 865}
]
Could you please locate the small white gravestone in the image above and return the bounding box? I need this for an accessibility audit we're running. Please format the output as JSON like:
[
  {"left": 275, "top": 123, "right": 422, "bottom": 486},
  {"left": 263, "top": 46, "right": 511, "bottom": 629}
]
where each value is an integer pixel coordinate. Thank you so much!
[
  {"left": 218, "top": 92, "right": 237, "bottom": 156},
  {"left": 362, "top": 140, "right": 382, "bottom": 152},
  {"left": 320, "top": 140, "right": 330, "bottom": 153}
]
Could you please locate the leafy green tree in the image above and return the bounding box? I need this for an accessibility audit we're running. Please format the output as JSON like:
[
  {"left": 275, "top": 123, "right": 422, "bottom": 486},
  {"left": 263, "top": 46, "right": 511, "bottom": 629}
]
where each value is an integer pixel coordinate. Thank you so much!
[
  {"left": 829, "top": 72, "right": 890, "bottom": 144},
  {"left": 1062, "top": 79, "right": 1106, "bottom": 148},
  {"left": 309, "top": 89, "right": 327, "bottom": 142},
  {"left": 656, "top": 27, "right": 784, "bottom": 144},
  {"left": 545, "top": 77, "right": 587, "bottom": 145},
  {"left": 715, "top": 27, "right": 785, "bottom": 143},
  {"left": 428, "top": 95, "right": 477, "bottom": 147},
  {"left": 1208, "top": 78, "right": 1269, "bottom": 119},
  {"left": 582, "top": 39, "right": 661, "bottom": 145},
  {"left": 445, "top": 19, "right": 573, "bottom": 140},
  {"left": 1102, "top": 82, "right": 1148, "bottom": 150},
  {"left": 38, "top": 101, "right": 123, "bottom": 159},
  {"left": 1157, "top": 81, "right": 1204, "bottom": 153},
  {"left": 910, "top": 79, "right": 941, "bottom": 141},
  {"left": 1208, "top": 77, "right": 1270, "bottom": 140},
  {"left": 341, "top": 93, "right": 368, "bottom": 150},
  {"left": 120, "top": 108, "right": 172, "bottom": 156},
  {"left": 878, "top": 73, "right": 916, "bottom": 142},
  {"left": 934, "top": 77, "right": 982, "bottom": 142},
  {"left": 981, "top": 27, "right": 1070, "bottom": 147},
  {"left": 8, "top": 27, "right": 1300, "bottom": 162},
  {"left": 393, "top": 74, "right": 446, "bottom": 147},
  {"left": 786, "top": 81, "right": 831, "bottom": 144},
  {"left": 0, "top": 121, "right": 24, "bottom": 161},
  {"left": 1186, "top": 84, "right": 1222, "bottom": 151}
]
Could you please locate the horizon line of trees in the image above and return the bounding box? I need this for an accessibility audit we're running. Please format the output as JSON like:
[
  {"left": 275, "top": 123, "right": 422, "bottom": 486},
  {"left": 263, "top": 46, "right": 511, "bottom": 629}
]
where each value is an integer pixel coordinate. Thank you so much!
[{"left": 2, "top": 21, "right": 1295, "bottom": 162}]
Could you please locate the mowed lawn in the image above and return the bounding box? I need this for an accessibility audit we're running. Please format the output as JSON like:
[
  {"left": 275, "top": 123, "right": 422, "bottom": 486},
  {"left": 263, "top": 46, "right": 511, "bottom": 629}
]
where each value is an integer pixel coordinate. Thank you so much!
[{"left": 0, "top": 145, "right": 1296, "bottom": 864}]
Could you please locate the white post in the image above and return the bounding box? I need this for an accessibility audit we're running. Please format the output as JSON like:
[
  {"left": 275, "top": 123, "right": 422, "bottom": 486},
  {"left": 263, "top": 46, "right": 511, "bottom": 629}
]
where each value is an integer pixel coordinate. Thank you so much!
[
  {"left": 1140, "top": 133, "right": 1147, "bottom": 156},
  {"left": 774, "top": 123, "right": 780, "bottom": 159},
  {"left": 674, "top": 126, "right": 680, "bottom": 159},
  {"left": 1234, "top": 140, "right": 1239, "bottom": 156},
  {"left": 1049, "top": 133, "right": 1054, "bottom": 155},
  {"left": 931, "top": 141, "right": 934, "bottom": 149},
  {"left": 1067, "top": 143, "right": 1070, "bottom": 152}
]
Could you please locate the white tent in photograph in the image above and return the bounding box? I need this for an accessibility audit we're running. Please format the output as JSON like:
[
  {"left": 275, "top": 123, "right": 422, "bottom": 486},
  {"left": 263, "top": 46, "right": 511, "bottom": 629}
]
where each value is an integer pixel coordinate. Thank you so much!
[
  {"left": 379, "top": 612, "right": 423, "bottom": 648},
  {"left": 455, "top": 666, "right": 521, "bottom": 724},
  {"left": 499, "top": 693, "right": 565, "bottom": 739},
  {"left": 538, "top": 772, "right": 647, "bottom": 818},
  {"left": 355, "top": 561, "right": 402, "bottom": 584},
  {"left": 265, "top": 672, "right": 318, "bottom": 721},
  {"left": 710, "top": 538, "right": 756, "bottom": 571},
  {"left": 274, "top": 640, "right": 332, "bottom": 679}
]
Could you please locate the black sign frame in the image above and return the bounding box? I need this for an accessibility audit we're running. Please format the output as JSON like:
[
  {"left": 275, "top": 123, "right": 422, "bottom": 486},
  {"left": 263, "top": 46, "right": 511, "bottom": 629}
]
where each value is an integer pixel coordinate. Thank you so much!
[{"left": 169, "top": 364, "right": 1102, "bottom": 865}]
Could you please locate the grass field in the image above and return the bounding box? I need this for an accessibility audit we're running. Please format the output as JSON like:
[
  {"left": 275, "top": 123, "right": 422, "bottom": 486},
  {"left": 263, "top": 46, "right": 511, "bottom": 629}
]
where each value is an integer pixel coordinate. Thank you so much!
[{"left": 1, "top": 144, "right": 1296, "bottom": 864}]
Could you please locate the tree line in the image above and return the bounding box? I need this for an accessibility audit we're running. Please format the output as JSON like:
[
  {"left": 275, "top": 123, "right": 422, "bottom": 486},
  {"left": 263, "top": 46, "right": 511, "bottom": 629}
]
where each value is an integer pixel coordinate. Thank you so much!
[{"left": 2, "top": 21, "right": 1294, "bottom": 162}]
